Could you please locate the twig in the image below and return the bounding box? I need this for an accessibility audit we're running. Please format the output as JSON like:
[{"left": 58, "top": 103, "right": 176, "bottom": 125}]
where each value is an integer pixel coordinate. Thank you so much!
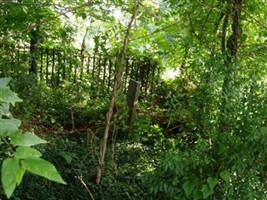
[
  {"left": 95, "top": 0, "right": 140, "bottom": 184},
  {"left": 75, "top": 176, "right": 95, "bottom": 200},
  {"left": 243, "top": 10, "right": 267, "bottom": 30},
  {"left": 2, "top": 136, "right": 16, "bottom": 153}
]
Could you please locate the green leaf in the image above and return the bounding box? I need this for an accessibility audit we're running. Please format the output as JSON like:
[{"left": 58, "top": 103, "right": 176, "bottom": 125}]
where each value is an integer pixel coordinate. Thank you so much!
[
  {"left": 207, "top": 177, "right": 218, "bottom": 190},
  {"left": 1, "top": 157, "right": 19, "bottom": 198},
  {"left": 16, "top": 167, "right": 26, "bottom": 185},
  {"left": 0, "top": 119, "right": 21, "bottom": 136},
  {"left": 21, "top": 5, "right": 28, "bottom": 14},
  {"left": 202, "top": 184, "right": 214, "bottom": 199},
  {"left": 23, "top": 157, "right": 66, "bottom": 184},
  {"left": 10, "top": 131, "right": 47, "bottom": 146},
  {"left": 220, "top": 170, "right": 230, "bottom": 183},
  {"left": 81, "top": 12, "right": 87, "bottom": 19},
  {"left": 58, "top": 151, "right": 77, "bottom": 164},
  {"left": 260, "top": 127, "right": 267, "bottom": 137},
  {"left": 15, "top": 146, "right": 42, "bottom": 159},
  {"left": 0, "top": 102, "right": 12, "bottom": 117},
  {"left": 111, "top": 57, "right": 117, "bottom": 64},
  {"left": 0, "top": 78, "right": 11, "bottom": 87},
  {"left": 0, "top": 87, "right": 22, "bottom": 104},
  {"left": 183, "top": 181, "right": 194, "bottom": 197},
  {"left": 193, "top": 189, "right": 202, "bottom": 200}
]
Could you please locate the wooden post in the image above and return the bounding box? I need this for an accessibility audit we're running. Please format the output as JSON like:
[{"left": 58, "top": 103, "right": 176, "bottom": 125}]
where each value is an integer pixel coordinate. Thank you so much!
[{"left": 126, "top": 79, "right": 140, "bottom": 135}]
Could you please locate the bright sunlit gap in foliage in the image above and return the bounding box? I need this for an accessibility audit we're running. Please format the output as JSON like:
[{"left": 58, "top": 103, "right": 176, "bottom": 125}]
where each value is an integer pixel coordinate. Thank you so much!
[
  {"left": 64, "top": 6, "right": 126, "bottom": 49},
  {"left": 162, "top": 68, "right": 180, "bottom": 80},
  {"left": 142, "top": 0, "right": 161, "bottom": 8}
]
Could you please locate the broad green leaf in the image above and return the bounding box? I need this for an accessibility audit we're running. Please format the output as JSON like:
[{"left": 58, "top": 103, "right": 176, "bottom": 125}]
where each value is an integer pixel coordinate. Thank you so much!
[
  {"left": 16, "top": 167, "right": 26, "bottom": 185},
  {"left": 10, "top": 132, "right": 47, "bottom": 146},
  {"left": 183, "top": 181, "right": 194, "bottom": 197},
  {"left": 0, "top": 119, "right": 21, "bottom": 136},
  {"left": 81, "top": 12, "right": 87, "bottom": 19},
  {"left": 1, "top": 157, "right": 19, "bottom": 198},
  {"left": 0, "top": 102, "right": 12, "bottom": 117},
  {"left": 0, "top": 87, "right": 22, "bottom": 104},
  {"left": 260, "top": 127, "right": 267, "bottom": 138},
  {"left": 111, "top": 57, "right": 117, "bottom": 64},
  {"left": 58, "top": 151, "right": 77, "bottom": 164},
  {"left": 23, "top": 157, "right": 66, "bottom": 184},
  {"left": 15, "top": 146, "right": 42, "bottom": 159},
  {"left": 207, "top": 177, "right": 218, "bottom": 190},
  {"left": 61, "top": 154, "right": 73, "bottom": 164},
  {"left": 193, "top": 189, "right": 202, "bottom": 200},
  {"left": 202, "top": 184, "right": 214, "bottom": 199},
  {"left": 220, "top": 170, "right": 230, "bottom": 183},
  {"left": 0, "top": 78, "right": 11, "bottom": 87}
]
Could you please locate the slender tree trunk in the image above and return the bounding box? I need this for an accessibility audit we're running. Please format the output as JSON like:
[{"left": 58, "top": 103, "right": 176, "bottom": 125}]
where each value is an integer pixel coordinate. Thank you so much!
[
  {"left": 95, "top": 0, "right": 140, "bottom": 184},
  {"left": 219, "top": 0, "right": 243, "bottom": 132}
]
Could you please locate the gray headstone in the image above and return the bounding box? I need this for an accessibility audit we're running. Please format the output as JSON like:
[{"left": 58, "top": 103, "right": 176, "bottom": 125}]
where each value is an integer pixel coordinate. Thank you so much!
[{"left": 126, "top": 79, "right": 141, "bottom": 135}]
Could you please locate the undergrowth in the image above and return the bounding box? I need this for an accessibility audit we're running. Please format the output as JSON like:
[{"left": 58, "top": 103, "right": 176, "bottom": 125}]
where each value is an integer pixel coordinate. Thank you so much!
[{"left": 11, "top": 132, "right": 165, "bottom": 200}]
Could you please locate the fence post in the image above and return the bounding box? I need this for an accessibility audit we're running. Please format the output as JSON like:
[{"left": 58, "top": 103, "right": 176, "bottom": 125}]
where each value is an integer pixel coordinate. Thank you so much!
[{"left": 126, "top": 79, "right": 140, "bottom": 136}]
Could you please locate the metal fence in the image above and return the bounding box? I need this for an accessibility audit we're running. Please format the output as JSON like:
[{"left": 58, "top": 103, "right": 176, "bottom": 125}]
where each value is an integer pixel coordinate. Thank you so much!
[{"left": 0, "top": 45, "right": 160, "bottom": 95}]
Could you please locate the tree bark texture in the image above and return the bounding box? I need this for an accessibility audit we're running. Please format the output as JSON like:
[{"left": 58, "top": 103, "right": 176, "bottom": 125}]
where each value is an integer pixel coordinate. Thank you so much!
[
  {"left": 95, "top": 0, "right": 140, "bottom": 184},
  {"left": 219, "top": 0, "right": 243, "bottom": 132}
]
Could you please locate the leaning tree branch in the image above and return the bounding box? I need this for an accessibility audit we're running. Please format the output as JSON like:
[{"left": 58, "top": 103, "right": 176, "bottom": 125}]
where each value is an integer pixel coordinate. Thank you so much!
[
  {"left": 76, "top": 176, "right": 95, "bottom": 200},
  {"left": 95, "top": 0, "right": 140, "bottom": 185}
]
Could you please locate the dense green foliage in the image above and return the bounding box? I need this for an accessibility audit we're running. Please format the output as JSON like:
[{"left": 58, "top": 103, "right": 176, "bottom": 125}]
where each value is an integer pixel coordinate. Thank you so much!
[
  {"left": 11, "top": 134, "right": 162, "bottom": 200},
  {"left": 1, "top": 0, "right": 267, "bottom": 199},
  {"left": 0, "top": 78, "right": 65, "bottom": 198}
]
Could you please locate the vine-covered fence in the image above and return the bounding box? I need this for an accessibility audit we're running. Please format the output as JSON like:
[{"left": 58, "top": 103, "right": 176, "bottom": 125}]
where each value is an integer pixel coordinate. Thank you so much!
[{"left": 0, "top": 45, "right": 160, "bottom": 95}]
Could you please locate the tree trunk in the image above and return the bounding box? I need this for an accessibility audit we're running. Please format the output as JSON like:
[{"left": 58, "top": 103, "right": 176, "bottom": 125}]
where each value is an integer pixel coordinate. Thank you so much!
[
  {"left": 95, "top": 0, "right": 140, "bottom": 184},
  {"left": 219, "top": 0, "right": 243, "bottom": 132}
]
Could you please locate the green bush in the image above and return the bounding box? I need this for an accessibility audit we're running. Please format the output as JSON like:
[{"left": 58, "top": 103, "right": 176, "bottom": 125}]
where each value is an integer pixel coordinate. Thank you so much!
[
  {"left": 0, "top": 77, "right": 65, "bottom": 199},
  {"left": 142, "top": 129, "right": 267, "bottom": 199},
  {"left": 11, "top": 76, "right": 110, "bottom": 130},
  {"left": 13, "top": 133, "right": 162, "bottom": 200}
]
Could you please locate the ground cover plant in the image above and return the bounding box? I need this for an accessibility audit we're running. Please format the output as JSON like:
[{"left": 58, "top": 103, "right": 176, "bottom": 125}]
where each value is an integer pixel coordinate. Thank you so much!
[{"left": 1, "top": 0, "right": 267, "bottom": 199}]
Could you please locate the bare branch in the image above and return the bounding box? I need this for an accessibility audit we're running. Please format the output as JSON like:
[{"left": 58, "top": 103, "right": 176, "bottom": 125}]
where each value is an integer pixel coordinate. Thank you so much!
[
  {"left": 243, "top": 10, "right": 267, "bottom": 30},
  {"left": 76, "top": 176, "right": 95, "bottom": 200},
  {"left": 95, "top": 0, "right": 140, "bottom": 184}
]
